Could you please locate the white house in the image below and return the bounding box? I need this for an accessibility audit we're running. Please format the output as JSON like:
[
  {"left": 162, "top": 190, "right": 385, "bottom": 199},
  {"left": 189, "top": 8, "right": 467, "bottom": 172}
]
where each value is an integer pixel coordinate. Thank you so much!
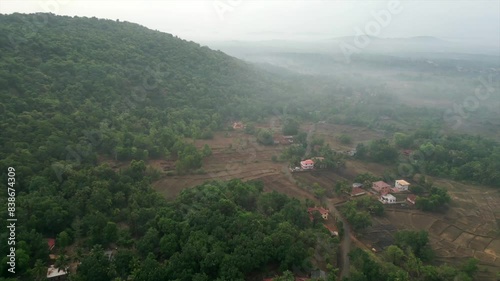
[
  {"left": 395, "top": 180, "right": 410, "bottom": 191},
  {"left": 300, "top": 159, "right": 314, "bottom": 170},
  {"left": 380, "top": 194, "right": 397, "bottom": 204}
]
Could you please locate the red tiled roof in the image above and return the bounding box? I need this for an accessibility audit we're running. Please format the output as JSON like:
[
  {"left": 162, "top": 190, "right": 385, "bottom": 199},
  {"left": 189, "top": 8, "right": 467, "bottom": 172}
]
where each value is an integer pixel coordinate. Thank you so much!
[
  {"left": 372, "top": 181, "right": 391, "bottom": 195},
  {"left": 351, "top": 187, "right": 366, "bottom": 196},
  {"left": 407, "top": 194, "right": 417, "bottom": 204},
  {"left": 47, "top": 238, "right": 55, "bottom": 250},
  {"left": 301, "top": 159, "right": 314, "bottom": 165}
]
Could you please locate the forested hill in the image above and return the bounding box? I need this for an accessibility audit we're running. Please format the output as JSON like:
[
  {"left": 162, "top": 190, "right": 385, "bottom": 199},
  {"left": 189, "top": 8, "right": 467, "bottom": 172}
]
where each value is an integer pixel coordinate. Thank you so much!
[
  {"left": 0, "top": 13, "right": 300, "bottom": 181},
  {"left": 0, "top": 14, "right": 329, "bottom": 280}
]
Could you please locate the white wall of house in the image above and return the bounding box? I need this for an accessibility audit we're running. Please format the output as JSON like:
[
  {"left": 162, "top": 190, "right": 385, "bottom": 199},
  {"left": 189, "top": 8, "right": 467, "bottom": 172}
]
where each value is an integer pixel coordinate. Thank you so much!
[
  {"left": 380, "top": 194, "right": 396, "bottom": 204},
  {"left": 395, "top": 180, "right": 410, "bottom": 190}
]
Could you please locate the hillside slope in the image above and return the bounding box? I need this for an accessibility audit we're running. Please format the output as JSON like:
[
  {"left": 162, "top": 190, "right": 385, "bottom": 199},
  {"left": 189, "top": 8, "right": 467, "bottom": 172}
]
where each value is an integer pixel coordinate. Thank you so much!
[{"left": 0, "top": 13, "right": 300, "bottom": 181}]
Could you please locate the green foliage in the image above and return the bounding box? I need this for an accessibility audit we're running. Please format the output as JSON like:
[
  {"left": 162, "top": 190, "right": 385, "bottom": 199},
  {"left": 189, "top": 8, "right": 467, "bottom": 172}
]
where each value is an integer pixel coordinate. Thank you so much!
[
  {"left": 244, "top": 123, "right": 256, "bottom": 134},
  {"left": 401, "top": 133, "right": 500, "bottom": 187},
  {"left": 415, "top": 187, "right": 451, "bottom": 212},
  {"left": 201, "top": 144, "right": 212, "bottom": 157},
  {"left": 354, "top": 143, "right": 367, "bottom": 160},
  {"left": 283, "top": 118, "right": 300, "bottom": 135},
  {"left": 339, "top": 200, "right": 372, "bottom": 232},
  {"left": 394, "top": 132, "right": 413, "bottom": 148},
  {"left": 368, "top": 139, "right": 399, "bottom": 163},
  {"left": 175, "top": 143, "right": 204, "bottom": 174},
  {"left": 338, "top": 134, "right": 352, "bottom": 145},
  {"left": 281, "top": 144, "right": 306, "bottom": 165},
  {"left": 257, "top": 129, "right": 274, "bottom": 145},
  {"left": 394, "top": 230, "right": 434, "bottom": 262}
]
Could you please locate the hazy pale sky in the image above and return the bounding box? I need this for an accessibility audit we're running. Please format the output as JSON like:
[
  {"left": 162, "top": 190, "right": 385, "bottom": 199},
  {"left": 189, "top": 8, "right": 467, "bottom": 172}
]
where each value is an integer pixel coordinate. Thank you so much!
[{"left": 1, "top": 1, "right": 499, "bottom": 46}]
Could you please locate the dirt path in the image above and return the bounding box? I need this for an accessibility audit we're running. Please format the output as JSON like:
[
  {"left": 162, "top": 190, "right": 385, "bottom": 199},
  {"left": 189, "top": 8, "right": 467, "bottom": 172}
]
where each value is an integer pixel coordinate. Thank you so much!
[
  {"left": 326, "top": 199, "right": 351, "bottom": 279},
  {"left": 304, "top": 123, "right": 316, "bottom": 158}
]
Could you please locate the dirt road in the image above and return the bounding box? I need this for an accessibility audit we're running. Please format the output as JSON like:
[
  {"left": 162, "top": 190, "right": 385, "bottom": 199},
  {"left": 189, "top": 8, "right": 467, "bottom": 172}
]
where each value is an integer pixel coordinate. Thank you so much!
[{"left": 326, "top": 200, "right": 351, "bottom": 279}]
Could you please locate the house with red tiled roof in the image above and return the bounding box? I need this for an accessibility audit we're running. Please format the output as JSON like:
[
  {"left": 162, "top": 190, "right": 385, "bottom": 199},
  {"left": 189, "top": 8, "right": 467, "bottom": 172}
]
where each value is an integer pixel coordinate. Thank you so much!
[
  {"left": 351, "top": 186, "right": 366, "bottom": 197},
  {"left": 372, "top": 181, "right": 391, "bottom": 195},
  {"left": 47, "top": 238, "right": 56, "bottom": 251},
  {"left": 407, "top": 194, "right": 417, "bottom": 205},
  {"left": 308, "top": 207, "right": 329, "bottom": 220},
  {"left": 300, "top": 159, "right": 314, "bottom": 170}
]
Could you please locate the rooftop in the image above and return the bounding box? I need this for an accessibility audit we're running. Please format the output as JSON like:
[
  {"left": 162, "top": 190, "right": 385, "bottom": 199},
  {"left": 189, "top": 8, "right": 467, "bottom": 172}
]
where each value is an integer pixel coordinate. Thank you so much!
[
  {"left": 351, "top": 187, "right": 366, "bottom": 196},
  {"left": 372, "top": 181, "right": 391, "bottom": 193},
  {"left": 407, "top": 194, "right": 417, "bottom": 203},
  {"left": 47, "top": 265, "right": 67, "bottom": 278},
  {"left": 381, "top": 194, "right": 396, "bottom": 200},
  {"left": 47, "top": 238, "right": 56, "bottom": 250},
  {"left": 396, "top": 179, "right": 410, "bottom": 185}
]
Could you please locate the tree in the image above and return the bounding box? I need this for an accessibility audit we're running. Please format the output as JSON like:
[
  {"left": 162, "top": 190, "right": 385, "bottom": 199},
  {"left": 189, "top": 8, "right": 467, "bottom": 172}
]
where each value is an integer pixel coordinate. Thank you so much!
[
  {"left": 202, "top": 144, "right": 212, "bottom": 157},
  {"left": 77, "top": 245, "right": 112, "bottom": 281},
  {"left": 56, "top": 231, "right": 71, "bottom": 250},
  {"left": 394, "top": 132, "right": 413, "bottom": 148},
  {"left": 103, "top": 222, "right": 119, "bottom": 245},
  {"left": 394, "top": 230, "right": 433, "bottom": 261},
  {"left": 384, "top": 245, "right": 405, "bottom": 265},
  {"left": 244, "top": 123, "right": 256, "bottom": 134},
  {"left": 283, "top": 118, "right": 299, "bottom": 135},
  {"left": 369, "top": 139, "right": 398, "bottom": 163},
  {"left": 54, "top": 254, "right": 70, "bottom": 272},
  {"left": 31, "top": 259, "right": 47, "bottom": 281},
  {"left": 460, "top": 258, "right": 479, "bottom": 277},
  {"left": 355, "top": 143, "right": 367, "bottom": 159},
  {"left": 338, "top": 134, "right": 352, "bottom": 145},
  {"left": 257, "top": 129, "right": 274, "bottom": 145}
]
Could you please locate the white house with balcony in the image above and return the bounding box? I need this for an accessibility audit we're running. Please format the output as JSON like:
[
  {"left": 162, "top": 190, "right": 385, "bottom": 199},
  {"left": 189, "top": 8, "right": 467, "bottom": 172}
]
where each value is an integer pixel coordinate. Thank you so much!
[{"left": 395, "top": 180, "right": 410, "bottom": 191}]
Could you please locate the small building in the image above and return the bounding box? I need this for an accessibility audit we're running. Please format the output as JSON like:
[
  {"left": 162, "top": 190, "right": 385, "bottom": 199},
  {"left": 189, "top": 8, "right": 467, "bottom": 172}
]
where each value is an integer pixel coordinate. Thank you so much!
[
  {"left": 352, "top": 183, "right": 363, "bottom": 188},
  {"left": 300, "top": 159, "right": 314, "bottom": 170},
  {"left": 380, "top": 194, "right": 397, "bottom": 204},
  {"left": 47, "top": 238, "right": 56, "bottom": 251},
  {"left": 395, "top": 180, "right": 410, "bottom": 191},
  {"left": 372, "top": 181, "right": 391, "bottom": 195},
  {"left": 47, "top": 265, "right": 68, "bottom": 280},
  {"left": 351, "top": 186, "right": 366, "bottom": 197},
  {"left": 407, "top": 194, "right": 417, "bottom": 205},
  {"left": 232, "top": 122, "right": 244, "bottom": 130},
  {"left": 308, "top": 207, "right": 329, "bottom": 220}
]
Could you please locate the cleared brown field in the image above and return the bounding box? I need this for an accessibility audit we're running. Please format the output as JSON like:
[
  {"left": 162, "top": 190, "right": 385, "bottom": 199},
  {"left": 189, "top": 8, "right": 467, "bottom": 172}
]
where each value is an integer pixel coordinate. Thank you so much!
[
  {"left": 151, "top": 128, "right": 313, "bottom": 200},
  {"left": 314, "top": 123, "right": 387, "bottom": 151}
]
